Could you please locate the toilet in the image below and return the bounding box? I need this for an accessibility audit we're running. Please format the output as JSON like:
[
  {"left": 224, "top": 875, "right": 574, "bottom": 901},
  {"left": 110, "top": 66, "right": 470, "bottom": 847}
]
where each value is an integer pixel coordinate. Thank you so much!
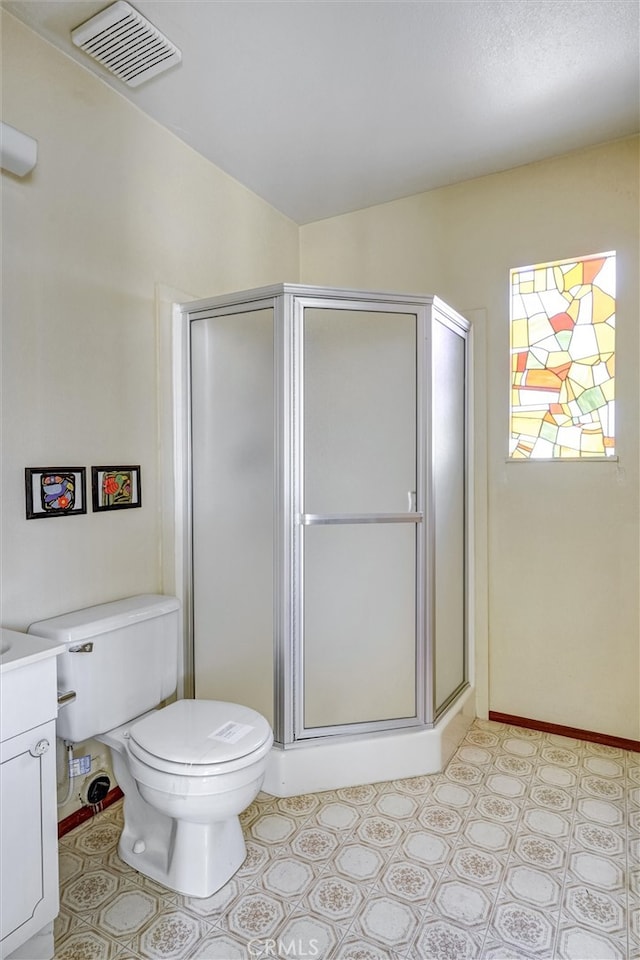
[{"left": 28, "top": 595, "right": 273, "bottom": 898}]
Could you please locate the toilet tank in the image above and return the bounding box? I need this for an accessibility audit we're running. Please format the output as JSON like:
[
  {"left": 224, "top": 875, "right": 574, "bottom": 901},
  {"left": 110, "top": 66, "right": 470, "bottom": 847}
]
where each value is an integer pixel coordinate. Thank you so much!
[{"left": 28, "top": 595, "right": 180, "bottom": 743}]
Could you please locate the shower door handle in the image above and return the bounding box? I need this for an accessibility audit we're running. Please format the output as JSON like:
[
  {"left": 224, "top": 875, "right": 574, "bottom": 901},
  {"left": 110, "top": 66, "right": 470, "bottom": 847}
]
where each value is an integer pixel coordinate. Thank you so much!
[{"left": 299, "top": 513, "right": 423, "bottom": 525}]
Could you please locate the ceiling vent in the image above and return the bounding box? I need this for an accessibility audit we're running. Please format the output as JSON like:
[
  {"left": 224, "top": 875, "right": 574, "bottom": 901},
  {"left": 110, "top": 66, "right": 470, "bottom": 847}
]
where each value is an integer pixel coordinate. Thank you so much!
[{"left": 71, "top": 1, "right": 181, "bottom": 88}]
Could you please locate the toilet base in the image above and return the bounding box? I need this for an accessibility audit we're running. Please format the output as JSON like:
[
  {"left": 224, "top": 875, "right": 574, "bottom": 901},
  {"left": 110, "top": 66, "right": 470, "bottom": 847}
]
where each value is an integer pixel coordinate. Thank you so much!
[
  {"left": 99, "top": 729, "right": 248, "bottom": 898},
  {"left": 118, "top": 809, "right": 246, "bottom": 899}
]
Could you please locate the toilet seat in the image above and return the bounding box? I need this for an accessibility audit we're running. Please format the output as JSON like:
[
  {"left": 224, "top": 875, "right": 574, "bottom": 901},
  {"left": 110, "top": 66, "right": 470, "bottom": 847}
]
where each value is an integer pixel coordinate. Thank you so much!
[{"left": 127, "top": 699, "right": 272, "bottom": 776}]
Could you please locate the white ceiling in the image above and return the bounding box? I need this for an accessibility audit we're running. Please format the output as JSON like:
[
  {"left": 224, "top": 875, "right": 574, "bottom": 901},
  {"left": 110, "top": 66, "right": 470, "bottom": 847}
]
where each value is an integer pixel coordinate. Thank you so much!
[{"left": 4, "top": 0, "right": 639, "bottom": 224}]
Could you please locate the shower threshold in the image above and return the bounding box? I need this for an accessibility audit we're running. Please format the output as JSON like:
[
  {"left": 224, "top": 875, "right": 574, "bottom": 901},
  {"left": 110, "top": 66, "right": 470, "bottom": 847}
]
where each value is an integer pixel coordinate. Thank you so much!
[{"left": 262, "top": 686, "right": 475, "bottom": 797}]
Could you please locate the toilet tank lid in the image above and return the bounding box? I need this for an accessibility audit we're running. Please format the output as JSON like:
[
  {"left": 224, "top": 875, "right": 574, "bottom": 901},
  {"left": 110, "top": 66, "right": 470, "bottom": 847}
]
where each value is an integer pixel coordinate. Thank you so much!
[{"left": 27, "top": 594, "right": 180, "bottom": 644}]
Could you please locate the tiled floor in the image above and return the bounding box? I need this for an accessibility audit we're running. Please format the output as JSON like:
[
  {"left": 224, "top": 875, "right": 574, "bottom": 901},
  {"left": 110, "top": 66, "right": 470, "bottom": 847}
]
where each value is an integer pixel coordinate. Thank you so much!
[{"left": 55, "top": 719, "right": 638, "bottom": 959}]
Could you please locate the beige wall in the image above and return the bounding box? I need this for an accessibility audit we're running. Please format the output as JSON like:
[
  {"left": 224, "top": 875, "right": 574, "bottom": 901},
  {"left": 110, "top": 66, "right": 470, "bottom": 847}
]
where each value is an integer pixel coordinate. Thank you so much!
[
  {"left": 2, "top": 9, "right": 638, "bottom": 777},
  {"left": 301, "top": 138, "right": 640, "bottom": 741},
  {"left": 1, "top": 13, "right": 299, "bottom": 632}
]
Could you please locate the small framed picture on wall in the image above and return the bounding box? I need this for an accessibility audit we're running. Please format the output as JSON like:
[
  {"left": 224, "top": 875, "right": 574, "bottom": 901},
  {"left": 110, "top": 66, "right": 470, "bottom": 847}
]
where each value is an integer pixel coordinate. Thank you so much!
[
  {"left": 25, "top": 467, "right": 87, "bottom": 519},
  {"left": 92, "top": 465, "right": 142, "bottom": 512}
]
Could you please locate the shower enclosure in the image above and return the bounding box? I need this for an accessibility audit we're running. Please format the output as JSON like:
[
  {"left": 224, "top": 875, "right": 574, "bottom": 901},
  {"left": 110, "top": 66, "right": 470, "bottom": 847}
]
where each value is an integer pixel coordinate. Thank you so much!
[{"left": 179, "top": 284, "right": 472, "bottom": 794}]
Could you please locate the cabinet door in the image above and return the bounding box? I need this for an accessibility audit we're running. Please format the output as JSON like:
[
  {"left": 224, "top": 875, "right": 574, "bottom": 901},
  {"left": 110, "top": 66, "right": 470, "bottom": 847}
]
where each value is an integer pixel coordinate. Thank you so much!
[{"left": 0, "top": 720, "right": 59, "bottom": 955}]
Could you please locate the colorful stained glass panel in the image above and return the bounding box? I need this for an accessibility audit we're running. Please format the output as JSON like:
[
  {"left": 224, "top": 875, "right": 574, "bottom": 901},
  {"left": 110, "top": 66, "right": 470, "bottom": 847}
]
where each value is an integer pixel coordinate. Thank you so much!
[{"left": 510, "top": 252, "right": 615, "bottom": 459}]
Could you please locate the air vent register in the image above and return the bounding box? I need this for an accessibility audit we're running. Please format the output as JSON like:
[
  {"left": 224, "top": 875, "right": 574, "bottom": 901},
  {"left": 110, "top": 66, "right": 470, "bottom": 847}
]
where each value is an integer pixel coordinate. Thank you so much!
[{"left": 71, "top": 1, "right": 181, "bottom": 88}]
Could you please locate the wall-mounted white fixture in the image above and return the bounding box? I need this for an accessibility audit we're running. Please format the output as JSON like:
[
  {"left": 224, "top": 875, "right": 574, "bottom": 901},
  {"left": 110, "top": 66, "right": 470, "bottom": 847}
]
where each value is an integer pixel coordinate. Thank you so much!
[
  {"left": 71, "top": 1, "right": 181, "bottom": 88},
  {"left": 0, "top": 122, "right": 38, "bottom": 177}
]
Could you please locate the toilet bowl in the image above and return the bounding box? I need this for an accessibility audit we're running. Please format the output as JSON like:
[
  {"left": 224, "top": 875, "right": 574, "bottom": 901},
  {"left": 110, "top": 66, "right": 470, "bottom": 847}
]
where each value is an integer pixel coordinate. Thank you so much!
[
  {"left": 28, "top": 594, "right": 274, "bottom": 899},
  {"left": 100, "top": 699, "right": 273, "bottom": 897}
]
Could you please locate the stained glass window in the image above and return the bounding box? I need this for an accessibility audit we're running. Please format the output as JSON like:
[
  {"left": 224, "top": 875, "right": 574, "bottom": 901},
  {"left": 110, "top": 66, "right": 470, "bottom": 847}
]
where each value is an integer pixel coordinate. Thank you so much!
[{"left": 510, "top": 251, "right": 615, "bottom": 459}]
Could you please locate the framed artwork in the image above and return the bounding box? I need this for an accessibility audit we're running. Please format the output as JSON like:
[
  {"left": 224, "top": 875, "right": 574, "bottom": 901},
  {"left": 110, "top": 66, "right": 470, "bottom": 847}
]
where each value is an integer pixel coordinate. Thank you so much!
[
  {"left": 92, "top": 465, "right": 142, "bottom": 512},
  {"left": 25, "top": 467, "right": 87, "bottom": 519}
]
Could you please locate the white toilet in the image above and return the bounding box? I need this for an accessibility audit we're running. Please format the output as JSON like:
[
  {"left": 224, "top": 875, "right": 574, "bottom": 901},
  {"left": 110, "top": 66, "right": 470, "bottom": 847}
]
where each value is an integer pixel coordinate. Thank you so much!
[{"left": 29, "top": 595, "right": 273, "bottom": 898}]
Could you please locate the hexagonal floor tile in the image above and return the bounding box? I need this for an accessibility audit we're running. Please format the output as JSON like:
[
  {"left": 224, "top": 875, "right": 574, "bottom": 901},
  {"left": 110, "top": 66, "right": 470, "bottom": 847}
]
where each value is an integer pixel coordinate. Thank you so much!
[
  {"left": 53, "top": 907, "right": 75, "bottom": 943},
  {"left": 337, "top": 935, "right": 395, "bottom": 960},
  {"left": 180, "top": 877, "right": 242, "bottom": 920},
  {"left": 58, "top": 849, "right": 85, "bottom": 884},
  {"left": 307, "top": 875, "right": 364, "bottom": 920},
  {"left": 277, "top": 794, "right": 320, "bottom": 818},
  {"left": 358, "top": 896, "right": 417, "bottom": 948},
  {"left": 509, "top": 727, "right": 542, "bottom": 741},
  {"left": 565, "top": 885, "right": 624, "bottom": 932},
  {"left": 402, "top": 830, "right": 450, "bottom": 866},
  {"left": 380, "top": 859, "right": 434, "bottom": 901},
  {"left": 580, "top": 775, "right": 624, "bottom": 801},
  {"left": 291, "top": 827, "right": 339, "bottom": 862},
  {"left": 529, "top": 785, "right": 573, "bottom": 811},
  {"left": 356, "top": 816, "right": 402, "bottom": 848},
  {"left": 71, "top": 821, "right": 122, "bottom": 858},
  {"left": 316, "top": 801, "right": 360, "bottom": 832},
  {"left": 514, "top": 834, "right": 564, "bottom": 870},
  {"left": 334, "top": 843, "right": 385, "bottom": 881},
  {"left": 502, "top": 738, "right": 538, "bottom": 758},
  {"left": 432, "top": 782, "right": 474, "bottom": 808},
  {"left": 239, "top": 798, "right": 264, "bottom": 829},
  {"left": 522, "top": 808, "right": 570, "bottom": 839},
  {"left": 481, "top": 938, "right": 538, "bottom": 959},
  {"left": 374, "top": 792, "right": 418, "bottom": 820},
  {"left": 464, "top": 819, "right": 512, "bottom": 852},
  {"left": 485, "top": 774, "right": 526, "bottom": 798},
  {"left": 557, "top": 925, "right": 626, "bottom": 959},
  {"left": 583, "top": 756, "right": 624, "bottom": 779},
  {"left": 98, "top": 887, "right": 161, "bottom": 938},
  {"left": 262, "top": 858, "right": 315, "bottom": 898},
  {"left": 569, "top": 851, "right": 624, "bottom": 891},
  {"left": 504, "top": 864, "right": 561, "bottom": 908},
  {"left": 494, "top": 755, "right": 533, "bottom": 777},
  {"left": 236, "top": 841, "right": 270, "bottom": 878},
  {"left": 415, "top": 919, "right": 479, "bottom": 960},
  {"left": 336, "top": 784, "right": 377, "bottom": 805},
  {"left": 392, "top": 774, "right": 434, "bottom": 797},
  {"left": 465, "top": 729, "right": 499, "bottom": 747},
  {"left": 493, "top": 902, "right": 554, "bottom": 953},
  {"left": 573, "top": 822, "right": 623, "bottom": 855},
  {"left": 628, "top": 764, "right": 640, "bottom": 785},
  {"left": 435, "top": 879, "right": 492, "bottom": 926},
  {"left": 419, "top": 805, "right": 463, "bottom": 834},
  {"left": 54, "top": 923, "right": 122, "bottom": 959},
  {"left": 276, "top": 914, "right": 339, "bottom": 960},
  {"left": 536, "top": 764, "right": 576, "bottom": 788},
  {"left": 251, "top": 813, "right": 297, "bottom": 844},
  {"left": 188, "top": 931, "right": 251, "bottom": 960},
  {"left": 227, "top": 892, "right": 285, "bottom": 939},
  {"left": 541, "top": 746, "right": 578, "bottom": 768},
  {"left": 576, "top": 797, "right": 623, "bottom": 826},
  {"left": 456, "top": 745, "right": 492, "bottom": 767},
  {"left": 137, "top": 910, "right": 210, "bottom": 959},
  {"left": 451, "top": 847, "right": 502, "bottom": 885},
  {"left": 475, "top": 795, "right": 519, "bottom": 823},
  {"left": 445, "top": 762, "right": 483, "bottom": 787},
  {"left": 61, "top": 869, "right": 119, "bottom": 914}
]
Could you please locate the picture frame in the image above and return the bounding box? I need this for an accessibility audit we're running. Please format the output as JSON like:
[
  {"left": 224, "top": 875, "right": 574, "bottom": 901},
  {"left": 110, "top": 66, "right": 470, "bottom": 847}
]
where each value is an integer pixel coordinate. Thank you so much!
[
  {"left": 25, "top": 467, "right": 87, "bottom": 519},
  {"left": 92, "top": 465, "right": 142, "bottom": 512}
]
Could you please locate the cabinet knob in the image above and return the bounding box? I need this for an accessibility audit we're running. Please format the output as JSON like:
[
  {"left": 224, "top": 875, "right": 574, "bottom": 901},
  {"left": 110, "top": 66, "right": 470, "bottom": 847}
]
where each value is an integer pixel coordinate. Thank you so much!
[{"left": 30, "top": 739, "right": 50, "bottom": 757}]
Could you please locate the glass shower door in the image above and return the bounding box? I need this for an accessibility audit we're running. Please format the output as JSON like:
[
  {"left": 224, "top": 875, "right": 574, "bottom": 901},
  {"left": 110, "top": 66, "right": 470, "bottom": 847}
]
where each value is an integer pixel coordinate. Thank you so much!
[{"left": 297, "top": 305, "right": 422, "bottom": 736}]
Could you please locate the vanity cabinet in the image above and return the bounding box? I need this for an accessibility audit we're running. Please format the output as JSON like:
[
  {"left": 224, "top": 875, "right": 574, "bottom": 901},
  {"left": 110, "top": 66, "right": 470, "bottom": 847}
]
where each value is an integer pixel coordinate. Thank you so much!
[{"left": 1, "top": 630, "right": 63, "bottom": 960}]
